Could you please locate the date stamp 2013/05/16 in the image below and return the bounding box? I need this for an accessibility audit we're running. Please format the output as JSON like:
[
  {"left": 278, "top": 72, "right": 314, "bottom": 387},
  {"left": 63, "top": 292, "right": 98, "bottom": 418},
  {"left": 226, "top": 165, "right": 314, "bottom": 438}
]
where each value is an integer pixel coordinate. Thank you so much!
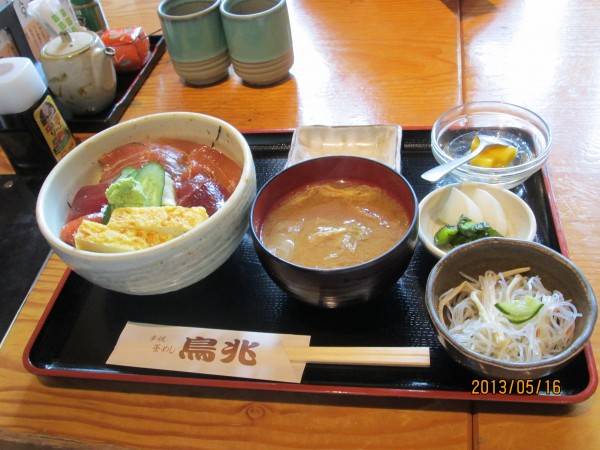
[{"left": 471, "top": 379, "right": 561, "bottom": 395}]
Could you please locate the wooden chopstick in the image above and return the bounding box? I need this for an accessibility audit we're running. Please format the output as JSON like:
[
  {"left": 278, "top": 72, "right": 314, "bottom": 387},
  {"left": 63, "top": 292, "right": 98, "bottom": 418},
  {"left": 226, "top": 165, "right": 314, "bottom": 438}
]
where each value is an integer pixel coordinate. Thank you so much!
[{"left": 284, "top": 346, "right": 430, "bottom": 367}]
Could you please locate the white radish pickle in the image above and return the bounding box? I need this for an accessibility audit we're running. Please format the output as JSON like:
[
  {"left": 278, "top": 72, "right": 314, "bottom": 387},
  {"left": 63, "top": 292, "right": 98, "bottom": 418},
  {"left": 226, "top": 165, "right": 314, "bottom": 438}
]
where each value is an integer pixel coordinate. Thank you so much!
[
  {"left": 438, "top": 187, "right": 483, "bottom": 225},
  {"left": 469, "top": 188, "right": 508, "bottom": 236}
]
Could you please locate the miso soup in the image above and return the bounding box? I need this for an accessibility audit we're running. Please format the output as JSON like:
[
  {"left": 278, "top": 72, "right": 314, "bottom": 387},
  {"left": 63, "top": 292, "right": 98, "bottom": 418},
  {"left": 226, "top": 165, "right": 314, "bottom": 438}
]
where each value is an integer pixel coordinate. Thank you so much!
[{"left": 261, "top": 180, "right": 410, "bottom": 269}]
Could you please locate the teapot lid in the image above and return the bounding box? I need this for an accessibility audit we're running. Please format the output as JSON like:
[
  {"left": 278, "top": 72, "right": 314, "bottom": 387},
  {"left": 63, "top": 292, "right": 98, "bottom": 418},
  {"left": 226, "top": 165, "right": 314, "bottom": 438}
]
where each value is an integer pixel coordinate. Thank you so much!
[{"left": 42, "top": 31, "right": 95, "bottom": 59}]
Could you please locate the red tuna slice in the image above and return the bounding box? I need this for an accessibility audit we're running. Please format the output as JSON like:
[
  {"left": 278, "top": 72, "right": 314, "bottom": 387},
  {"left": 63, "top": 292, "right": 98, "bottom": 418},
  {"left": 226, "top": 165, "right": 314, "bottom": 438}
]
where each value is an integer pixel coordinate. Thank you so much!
[
  {"left": 98, "top": 142, "right": 187, "bottom": 182},
  {"left": 184, "top": 145, "right": 241, "bottom": 196},
  {"left": 60, "top": 212, "right": 104, "bottom": 246},
  {"left": 177, "top": 174, "right": 227, "bottom": 215},
  {"left": 147, "top": 143, "right": 188, "bottom": 179},
  {"left": 152, "top": 138, "right": 203, "bottom": 155},
  {"left": 98, "top": 142, "right": 148, "bottom": 182},
  {"left": 98, "top": 141, "right": 147, "bottom": 166},
  {"left": 66, "top": 183, "right": 109, "bottom": 222}
]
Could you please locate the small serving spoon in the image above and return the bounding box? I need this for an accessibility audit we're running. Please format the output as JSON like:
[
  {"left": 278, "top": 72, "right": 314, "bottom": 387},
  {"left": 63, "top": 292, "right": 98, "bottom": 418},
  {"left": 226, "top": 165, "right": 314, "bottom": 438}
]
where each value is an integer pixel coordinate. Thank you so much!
[{"left": 421, "top": 135, "right": 504, "bottom": 182}]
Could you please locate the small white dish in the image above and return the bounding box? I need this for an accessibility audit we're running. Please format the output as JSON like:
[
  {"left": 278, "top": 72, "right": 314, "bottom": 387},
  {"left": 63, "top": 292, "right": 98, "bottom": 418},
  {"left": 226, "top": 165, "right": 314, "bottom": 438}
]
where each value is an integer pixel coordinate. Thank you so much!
[
  {"left": 287, "top": 125, "right": 402, "bottom": 172},
  {"left": 418, "top": 182, "right": 536, "bottom": 258}
]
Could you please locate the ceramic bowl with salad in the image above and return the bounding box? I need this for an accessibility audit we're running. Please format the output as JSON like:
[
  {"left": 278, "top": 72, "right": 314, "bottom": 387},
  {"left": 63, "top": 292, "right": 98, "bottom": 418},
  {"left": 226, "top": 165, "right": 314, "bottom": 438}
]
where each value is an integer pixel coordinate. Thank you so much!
[
  {"left": 425, "top": 238, "right": 597, "bottom": 379},
  {"left": 36, "top": 112, "right": 256, "bottom": 295}
]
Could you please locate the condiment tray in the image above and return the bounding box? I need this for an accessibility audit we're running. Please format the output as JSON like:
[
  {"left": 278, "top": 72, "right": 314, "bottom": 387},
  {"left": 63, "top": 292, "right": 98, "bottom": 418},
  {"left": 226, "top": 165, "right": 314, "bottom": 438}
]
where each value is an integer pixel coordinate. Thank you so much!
[
  {"left": 66, "top": 35, "right": 166, "bottom": 133},
  {"left": 23, "top": 129, "right": 597, "bottom": 404}
]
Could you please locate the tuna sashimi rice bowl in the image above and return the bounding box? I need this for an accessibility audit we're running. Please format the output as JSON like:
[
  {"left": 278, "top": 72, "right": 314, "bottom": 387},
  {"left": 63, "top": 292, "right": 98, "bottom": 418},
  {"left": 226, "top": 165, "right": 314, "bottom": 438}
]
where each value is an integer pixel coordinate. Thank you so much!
[
  {"left": 36, "top": 112, "right": 256, "bottom": 294},
  {"left": 60, "top": 138, "right": 242, "bottom": 253}
]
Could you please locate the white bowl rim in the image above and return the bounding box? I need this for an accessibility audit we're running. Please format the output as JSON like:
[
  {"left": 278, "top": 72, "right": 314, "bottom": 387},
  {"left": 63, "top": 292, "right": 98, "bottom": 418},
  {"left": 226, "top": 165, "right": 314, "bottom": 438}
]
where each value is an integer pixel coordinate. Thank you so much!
[
  {"left": 36, "top": 111, "right": 253, "bottom": 262},
  {"left": 418, "top": 181, "right": 537, "bottom": 258}
]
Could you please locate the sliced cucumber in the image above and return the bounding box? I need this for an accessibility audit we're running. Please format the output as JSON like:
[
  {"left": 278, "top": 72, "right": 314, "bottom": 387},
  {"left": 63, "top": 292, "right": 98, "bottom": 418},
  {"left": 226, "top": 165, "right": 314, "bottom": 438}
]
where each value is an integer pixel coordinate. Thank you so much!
[
  {"left": 161, "top": 173, "right": 176, "bottom": 206},
  {"left": 495, "top": 296, "right": 544, "bottom": 324},
  {"left": 135, "top": 162, "right": 165, "bottom": 207},
  {"left": 102, "top": 204, "right": 113, "bottom": 225},
  {"left": 118, "top": 166, "right": 138, "bottom": 179}
]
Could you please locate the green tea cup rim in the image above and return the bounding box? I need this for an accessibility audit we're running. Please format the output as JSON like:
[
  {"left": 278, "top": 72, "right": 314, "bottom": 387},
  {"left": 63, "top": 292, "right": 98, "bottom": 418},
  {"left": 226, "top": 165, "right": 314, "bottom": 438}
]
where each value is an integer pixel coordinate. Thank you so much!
[
  {"left": 220, "top": 0, "right": 285, "bottom": 20},
  {"left": 158, "top": 0, "right": 221, "bottom": 21}
]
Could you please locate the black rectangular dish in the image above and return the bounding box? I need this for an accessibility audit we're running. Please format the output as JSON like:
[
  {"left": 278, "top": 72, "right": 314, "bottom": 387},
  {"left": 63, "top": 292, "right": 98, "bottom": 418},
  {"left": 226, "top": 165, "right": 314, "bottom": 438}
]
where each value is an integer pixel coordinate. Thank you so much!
[
  {"left": 66, "top": 35, "right": 166, "bottom": 133},
  {"left": 23, "top": 129, "right": 597, "bottom": 403}
]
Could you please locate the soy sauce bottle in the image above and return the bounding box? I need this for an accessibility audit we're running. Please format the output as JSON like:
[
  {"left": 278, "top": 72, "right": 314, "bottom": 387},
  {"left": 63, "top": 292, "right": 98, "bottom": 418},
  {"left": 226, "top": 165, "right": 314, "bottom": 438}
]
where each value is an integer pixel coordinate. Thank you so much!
[{"left": 0, "top": 57, "right": 76, "bottom": 175}]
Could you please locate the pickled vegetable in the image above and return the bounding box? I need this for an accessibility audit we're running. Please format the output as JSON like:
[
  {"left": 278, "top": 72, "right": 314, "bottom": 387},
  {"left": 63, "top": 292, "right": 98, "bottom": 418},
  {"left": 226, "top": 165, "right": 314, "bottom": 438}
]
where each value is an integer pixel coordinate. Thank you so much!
[
  {"left": 470, "top": 135, "right": 517, "bottom": 168},
  {"left": 434, "top": 215, "right": 502, "bottom": 249}
]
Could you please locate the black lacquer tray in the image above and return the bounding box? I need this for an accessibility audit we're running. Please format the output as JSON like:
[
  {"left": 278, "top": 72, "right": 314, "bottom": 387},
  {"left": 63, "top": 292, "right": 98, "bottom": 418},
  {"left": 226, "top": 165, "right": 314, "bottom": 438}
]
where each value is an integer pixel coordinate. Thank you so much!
[
  {"left": 23, "top": 130, "right": 597, "bottom": 403},
  {"left": 0, "top": 174, "right": 48, "bottom": 341},
  {"left": 67, "top": 35, "right": 166, "bottom": 133}
]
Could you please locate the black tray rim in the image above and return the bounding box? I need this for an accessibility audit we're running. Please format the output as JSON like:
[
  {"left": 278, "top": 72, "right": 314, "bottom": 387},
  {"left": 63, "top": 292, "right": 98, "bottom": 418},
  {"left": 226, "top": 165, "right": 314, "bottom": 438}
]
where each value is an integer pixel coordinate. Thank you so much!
[{"left": 22, "top": 128, "right": 599, "bottom": 404}]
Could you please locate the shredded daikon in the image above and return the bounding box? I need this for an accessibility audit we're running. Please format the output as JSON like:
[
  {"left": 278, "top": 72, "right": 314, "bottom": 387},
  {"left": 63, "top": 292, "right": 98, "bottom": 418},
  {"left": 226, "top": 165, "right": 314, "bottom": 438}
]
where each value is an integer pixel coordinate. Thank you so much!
[{"left": 438, "top": 268, "right": 581, "bottom": 362}]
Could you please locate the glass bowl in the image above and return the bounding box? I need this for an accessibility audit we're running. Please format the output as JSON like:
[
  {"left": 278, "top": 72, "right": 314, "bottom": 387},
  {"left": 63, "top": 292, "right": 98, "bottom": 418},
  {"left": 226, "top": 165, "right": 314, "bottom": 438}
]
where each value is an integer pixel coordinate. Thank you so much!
[{"left": 431, "top": 102, "right": 551, "bottom": 188}]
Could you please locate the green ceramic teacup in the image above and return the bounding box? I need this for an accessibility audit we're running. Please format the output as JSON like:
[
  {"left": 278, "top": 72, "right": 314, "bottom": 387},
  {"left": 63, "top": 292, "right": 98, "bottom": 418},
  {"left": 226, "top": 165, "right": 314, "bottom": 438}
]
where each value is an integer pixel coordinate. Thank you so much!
[
  {"left": 220, "top": 0, "right": 294, "bottom": 85},
  {"left": 158, "top": 0, "right": 230, "bottom": 85}
]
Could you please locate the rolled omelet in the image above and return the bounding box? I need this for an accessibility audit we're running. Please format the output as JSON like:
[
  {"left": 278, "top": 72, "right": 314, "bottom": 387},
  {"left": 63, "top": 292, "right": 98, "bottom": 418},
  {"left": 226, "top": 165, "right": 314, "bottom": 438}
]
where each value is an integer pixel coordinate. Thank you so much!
[
  {"left": 108, "top": 206, "right": 209, "bottom": 237},
  {"left": 74, "top": 220, "right": 172, "bottom": 252},
  {"left": 74, "top": 206, "right": 209, "bottom": 253}
]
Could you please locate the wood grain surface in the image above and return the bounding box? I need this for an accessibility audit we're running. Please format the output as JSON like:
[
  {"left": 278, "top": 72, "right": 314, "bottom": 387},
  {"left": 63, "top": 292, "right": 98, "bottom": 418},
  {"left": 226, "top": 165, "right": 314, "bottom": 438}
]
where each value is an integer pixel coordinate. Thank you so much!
[
  {"left": 460, "top": 0, "right": 600, "bottom": 449},
  {"left": 107, "top": 0, "right": 462, "bottom": 129},
  {"left": 0, "top": 1, "right": 474, "bottom": 449},
  {"left": 2, "top": 0, "right": 600, "bottom": 448},
  {"left": 0, "top": 257, "right": 472, "bottom": 449}
]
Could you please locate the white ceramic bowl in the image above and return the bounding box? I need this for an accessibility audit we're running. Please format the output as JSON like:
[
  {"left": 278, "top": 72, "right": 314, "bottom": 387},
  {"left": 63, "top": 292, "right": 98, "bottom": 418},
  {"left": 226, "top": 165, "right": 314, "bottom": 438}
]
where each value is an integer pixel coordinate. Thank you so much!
[
  {"left": 36, "top": 112, "right": 256, "bottom": 295},
  {"left": 418, "top": 182, "right": 536, "bottom": 258}
]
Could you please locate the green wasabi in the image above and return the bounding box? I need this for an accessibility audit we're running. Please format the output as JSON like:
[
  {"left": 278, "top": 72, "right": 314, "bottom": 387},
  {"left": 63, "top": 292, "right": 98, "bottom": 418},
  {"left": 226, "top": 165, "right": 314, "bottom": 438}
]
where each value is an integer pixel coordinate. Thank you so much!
[
  {"left": 102, "top": 163, "right": 165, "bottom": 224},
  {"left": 105, "top": 177, "right": 147, "bottom": 209},
  {"left": 102, "top": 167, "right": 140, "bottom": 224}
]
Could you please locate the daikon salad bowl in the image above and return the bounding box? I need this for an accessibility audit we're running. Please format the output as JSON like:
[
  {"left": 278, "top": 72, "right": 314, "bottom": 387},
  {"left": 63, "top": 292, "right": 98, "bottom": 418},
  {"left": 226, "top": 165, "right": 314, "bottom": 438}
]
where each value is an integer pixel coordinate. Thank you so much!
[
  {"left": 36, "top": 112, "right": 256, "bottom": 295},
  {"left": 425, "top": 238, "right": 597, "bottom": 380}
]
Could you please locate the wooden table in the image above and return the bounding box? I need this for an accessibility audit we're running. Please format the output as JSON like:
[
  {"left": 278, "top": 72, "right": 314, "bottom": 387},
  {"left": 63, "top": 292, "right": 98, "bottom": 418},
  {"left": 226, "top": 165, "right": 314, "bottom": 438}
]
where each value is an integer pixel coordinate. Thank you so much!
[
  {"left": 461, "top": 1, "right": 600, "bottom": 448},
  {"left": 0, "top": 0, "right": 598, "bottom": 448}
]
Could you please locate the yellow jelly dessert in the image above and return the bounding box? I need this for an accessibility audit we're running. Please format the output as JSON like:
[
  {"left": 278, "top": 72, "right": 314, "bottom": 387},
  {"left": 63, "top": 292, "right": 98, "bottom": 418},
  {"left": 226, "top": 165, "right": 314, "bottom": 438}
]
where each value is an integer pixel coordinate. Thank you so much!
[{"left": 469, "top": 135, "right": 517, "bottom": 168}]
